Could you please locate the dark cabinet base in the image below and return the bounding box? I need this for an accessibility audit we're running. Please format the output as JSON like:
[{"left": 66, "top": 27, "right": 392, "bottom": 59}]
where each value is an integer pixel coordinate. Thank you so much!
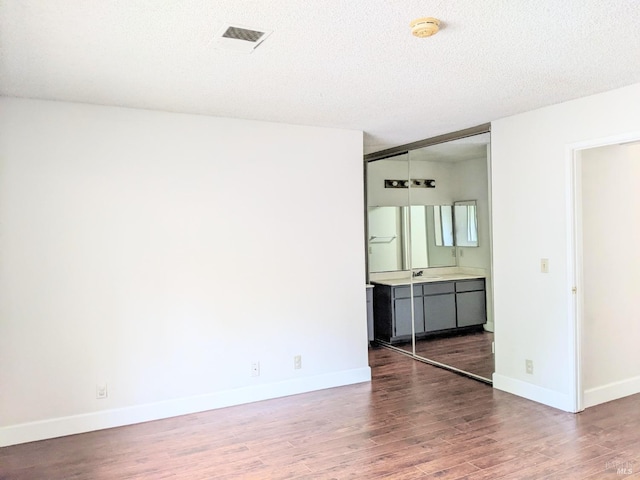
[
  {"left": 376, "top": 324, "right": 484, "bottom": 346},
  {"left": 372, "top": 278, "right": 486, "bottom": 345}
]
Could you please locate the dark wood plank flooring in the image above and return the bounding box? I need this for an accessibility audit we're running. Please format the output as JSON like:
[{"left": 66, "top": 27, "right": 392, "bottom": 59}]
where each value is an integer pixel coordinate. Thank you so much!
[
  {"left": 1, "top": 346, "right": 639, "bottom": 479},
  {"left": 414, "top": 331, "right": 494, "bottom": 380}
]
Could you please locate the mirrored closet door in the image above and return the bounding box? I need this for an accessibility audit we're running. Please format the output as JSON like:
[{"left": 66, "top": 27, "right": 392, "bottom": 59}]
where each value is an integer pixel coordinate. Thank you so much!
[
  {"left": 367, "top": 153, "right": 414, "bottom": 355},
  {"left": 367, "top": 130, "right": 494, "bottom": 383}
]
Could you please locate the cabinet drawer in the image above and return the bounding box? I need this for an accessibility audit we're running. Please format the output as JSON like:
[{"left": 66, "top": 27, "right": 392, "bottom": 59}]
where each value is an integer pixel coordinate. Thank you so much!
[
  {"left": 422, "top": 282, "right": 455, "bottom": 296},
  {"left": 455, "top": 279, "right": 485, "bottom": 292},
  {"left": 393, "top": 285, "right": 422, "bottom": 298}
]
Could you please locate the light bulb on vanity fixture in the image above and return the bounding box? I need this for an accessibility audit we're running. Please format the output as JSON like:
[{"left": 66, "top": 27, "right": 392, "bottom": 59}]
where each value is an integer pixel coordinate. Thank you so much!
[{"left": 384, "top": 179, "right": 436, "bottom": 189}]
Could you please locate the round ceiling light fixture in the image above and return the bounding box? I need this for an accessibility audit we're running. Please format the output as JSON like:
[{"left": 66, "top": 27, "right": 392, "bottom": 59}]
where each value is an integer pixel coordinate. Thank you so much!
[{"left": 410, "top": 17, "right": 440, "bottom": 38}]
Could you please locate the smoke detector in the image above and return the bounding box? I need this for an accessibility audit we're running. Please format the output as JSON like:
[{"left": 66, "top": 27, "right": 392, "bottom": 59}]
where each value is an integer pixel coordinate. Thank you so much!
[
  {"left": 212, "top": 24, "right": 272, "bottom": 54},
  {"left": 410, "top": 17, "right": 440, "bottom": 38}
]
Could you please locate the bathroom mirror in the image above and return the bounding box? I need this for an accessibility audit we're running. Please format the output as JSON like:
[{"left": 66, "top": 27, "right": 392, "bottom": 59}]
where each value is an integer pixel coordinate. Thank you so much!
[
  {"left": 433, "top": 205, "right": 454, "bottom": 247},
  {"left": 454, "top": 200, "right": 479, "bottom": 247},
  {"left": 368, "top": 205, "right": 456, "bottom": 273}
]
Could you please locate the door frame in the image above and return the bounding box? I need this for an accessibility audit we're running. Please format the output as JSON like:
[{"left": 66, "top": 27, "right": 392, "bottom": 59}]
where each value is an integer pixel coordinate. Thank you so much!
[{"left": 566, "top": 130, "right": 640, "bottom": 413}]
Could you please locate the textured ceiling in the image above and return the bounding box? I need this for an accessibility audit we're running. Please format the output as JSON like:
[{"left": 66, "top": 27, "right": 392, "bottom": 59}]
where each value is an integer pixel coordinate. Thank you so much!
[{"left": 2, "top": 1, "right": 640, "bottom": 154}]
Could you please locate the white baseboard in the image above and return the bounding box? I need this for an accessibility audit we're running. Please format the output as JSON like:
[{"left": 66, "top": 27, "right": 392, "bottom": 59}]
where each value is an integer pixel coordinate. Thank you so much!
[
  {"left": 0, "top": 367, "right": 371, "bottom": 447},
  {"left": 493, "top": 373, "right": 574, "bottom": 412},
  {"left": 583, "top": 375, "right": 640, "bottom": 409}
]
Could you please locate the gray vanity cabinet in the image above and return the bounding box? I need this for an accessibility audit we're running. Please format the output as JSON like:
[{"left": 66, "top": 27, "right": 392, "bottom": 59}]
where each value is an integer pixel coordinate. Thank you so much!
[
  {"left": 372, "top": 284, "right": 423, "bottom": 342},
  {"left": 394, "top": 285, "right": 425, "bottom": 337},
  {"left": 455, "top": 279, "right": 486, "bottom": 327},
  {"left": 373, "top": 277, "right": 486, "bottom": 344},
  {"left": 423, "top": 282, "right": 456, "bottom": 332}
]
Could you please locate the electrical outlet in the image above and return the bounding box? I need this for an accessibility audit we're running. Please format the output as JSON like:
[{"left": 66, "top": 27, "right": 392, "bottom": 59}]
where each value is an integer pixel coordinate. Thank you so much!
[
  {"left": 525, "top": 359, "right": 534, "bottom": 375},
  {"left": 96, "top": 383, "right": 108, "bottom": 399},
  {"left": 251, "top": 362, "right": 260, "bottom": 377},
  {"left": 294, "top": 355, "right": 302, "bottom": 370},
  {"left": 540, "top": 258, "right": 549, "bottom": 273}
]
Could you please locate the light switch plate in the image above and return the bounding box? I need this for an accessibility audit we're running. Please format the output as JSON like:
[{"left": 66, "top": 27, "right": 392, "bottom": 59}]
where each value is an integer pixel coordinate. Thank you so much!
[
  {"left": 540, "top": 258, "right": 549, "bottom": 273},
  {"left": 96, "top": 383, "right": 108, "bottom": 399}
]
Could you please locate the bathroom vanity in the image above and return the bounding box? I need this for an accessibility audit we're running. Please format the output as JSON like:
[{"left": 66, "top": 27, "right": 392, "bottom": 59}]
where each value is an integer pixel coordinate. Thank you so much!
[{"left": 371, "top": 274, "right": 486, "bottom": 344}]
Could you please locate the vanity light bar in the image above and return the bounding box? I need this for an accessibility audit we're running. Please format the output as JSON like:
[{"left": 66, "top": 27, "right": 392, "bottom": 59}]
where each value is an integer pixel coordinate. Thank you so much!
[{"left": 384, "top": 179, "right": 436, "bottom": 189}]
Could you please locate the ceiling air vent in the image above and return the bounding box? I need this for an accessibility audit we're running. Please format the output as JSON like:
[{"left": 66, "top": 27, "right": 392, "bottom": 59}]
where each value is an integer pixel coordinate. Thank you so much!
[{"left": 213, "top": 24, "right": 272, "bottom": 54}]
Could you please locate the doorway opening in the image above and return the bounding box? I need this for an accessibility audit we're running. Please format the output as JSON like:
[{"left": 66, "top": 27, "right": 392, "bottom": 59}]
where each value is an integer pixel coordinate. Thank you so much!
[{"left": 569, "top": 133, "right": 640, "bottom": 411}]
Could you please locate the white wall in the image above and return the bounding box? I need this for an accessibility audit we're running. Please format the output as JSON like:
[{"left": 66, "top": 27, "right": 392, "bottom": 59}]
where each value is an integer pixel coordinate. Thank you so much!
[
  {"left": 0, "top": 97, "right": 369, "bottom": 446},
  {"left": 581, "top": 143, "right": 640, "bottom": 407},
  {"left": 491, "top": 82, "right": 640, "bottom": 411}
]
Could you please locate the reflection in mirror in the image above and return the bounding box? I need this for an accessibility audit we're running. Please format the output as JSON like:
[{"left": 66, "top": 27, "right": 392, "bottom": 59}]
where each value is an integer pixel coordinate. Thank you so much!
[
  {"left": 454, "top": 200, "right": 478, "bottom": 247},
  {"left": 405, "top": 133, "right": 491, "bottom": 382},
  {"left": 367, "top": 131, "right": 493, "bottom": 382},
  {"left": 368, "top": 206, "right": 457, "bottom": 273},
  {"left": 368, "top": 206, "right": 403, "bottom": 272},
  {"left": 433, "top": 205, "right": 454, "bottom": 247}
]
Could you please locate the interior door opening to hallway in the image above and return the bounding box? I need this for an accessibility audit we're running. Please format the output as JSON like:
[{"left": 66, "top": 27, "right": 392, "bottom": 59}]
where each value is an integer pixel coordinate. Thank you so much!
[{"left": 571, "top": 135, "right": 640, "bottom": 411}]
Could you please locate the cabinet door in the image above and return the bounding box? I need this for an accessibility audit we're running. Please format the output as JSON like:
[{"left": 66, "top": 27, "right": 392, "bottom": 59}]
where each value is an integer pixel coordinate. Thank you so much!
[
  {"left": 394, "top": 297, "right": 424, "bottom": 337},
  {"left": 413, "top": 294, "right": 425, "bottom": 334},
  {"left": 456, "top": 291, "right": 486, "bottom": 327},
  {"left": 424, "top": 294, "right": 456, "bottom": 332},
  {"left": 394, "top": 298, "right": 413, "bottom": 337},
  {"left": 394, "top": 283, "right": 424, "bottom": 337}
]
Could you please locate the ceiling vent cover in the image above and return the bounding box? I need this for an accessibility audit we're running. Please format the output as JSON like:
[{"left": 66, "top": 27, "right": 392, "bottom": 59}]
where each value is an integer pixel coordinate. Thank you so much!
[
  {"left": 222, "top": 26, "right": 264, "bottom": 43},
  {"left": 213, "top": 24, "right": 272, "bottom": 54}
]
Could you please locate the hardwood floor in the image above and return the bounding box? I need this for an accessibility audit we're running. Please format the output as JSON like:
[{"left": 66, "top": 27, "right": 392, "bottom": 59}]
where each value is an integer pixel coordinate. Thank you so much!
[
  {"left": 2, "top": 346, "right": 639, "bottom": 479},
  {"left": 413, "top": 330, "right": 494, "bottom": 380}
]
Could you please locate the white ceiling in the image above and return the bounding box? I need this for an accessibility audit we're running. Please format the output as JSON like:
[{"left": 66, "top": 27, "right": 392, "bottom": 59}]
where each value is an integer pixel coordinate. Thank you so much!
[{"left": 2, "top": 1, "right": 640, "bottom": 155}]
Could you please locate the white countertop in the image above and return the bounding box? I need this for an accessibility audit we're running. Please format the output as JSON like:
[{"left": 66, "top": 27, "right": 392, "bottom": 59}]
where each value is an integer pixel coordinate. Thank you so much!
[{"left": 370, "top": 273, "right": 485, "bottom": 286}]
